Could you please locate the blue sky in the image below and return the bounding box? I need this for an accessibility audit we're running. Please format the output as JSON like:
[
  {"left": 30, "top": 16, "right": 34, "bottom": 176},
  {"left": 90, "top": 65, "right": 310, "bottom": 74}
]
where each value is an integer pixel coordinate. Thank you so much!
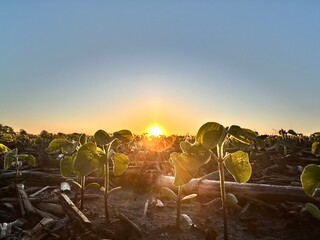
[{"left": 0, "top": 1, "right": 319, "bottom": 135}]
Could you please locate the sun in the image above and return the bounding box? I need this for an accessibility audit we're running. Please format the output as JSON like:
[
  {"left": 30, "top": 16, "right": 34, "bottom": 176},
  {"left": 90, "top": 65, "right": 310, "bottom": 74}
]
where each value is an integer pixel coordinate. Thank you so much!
[{"left": 148, "top": 126, "right": 163, "bottom": 137}]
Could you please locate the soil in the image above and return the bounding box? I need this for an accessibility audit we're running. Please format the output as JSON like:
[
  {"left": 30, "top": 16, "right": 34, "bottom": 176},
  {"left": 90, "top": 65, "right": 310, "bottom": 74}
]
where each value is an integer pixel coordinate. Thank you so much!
[{"left": 1, "top": 143, "right": 320, "bottom": 239}]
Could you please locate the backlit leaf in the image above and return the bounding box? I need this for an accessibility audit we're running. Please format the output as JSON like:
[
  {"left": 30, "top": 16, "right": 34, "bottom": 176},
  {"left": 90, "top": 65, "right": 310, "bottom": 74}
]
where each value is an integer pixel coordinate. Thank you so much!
[
  {"left": 60, "top": 156, "right": 74, "bottom": 177},
  {"left": 73, "top": 143, "right": 99, "bottom": 177},
  {"left": 180, "top": 141, "right": 192, "bottom": 153},
  {"left": 111, "top": 153, "right": 129, "bottom": 176},
  {"left": 113, "top": 129, "right": 133, "bottom": 143},
  {"left": 79, "top": 133, "right": 87, "bottom": 145},
  {"left": 170, "top": 151, "right": 206, "bottom": 186},
  {"left": 224, "top": 150, "right": 251, "bottom": 183},
  {"left": 46, "top": 139, "right": 73, "bottom": 153},
  {"left": 228, "top": 126, "right": 257, "bottom": 145},
  {"left": 287, "top": 129, "right": 297, "bottom": 136},
  {"left": 301, "top": 164, "right": 320, "bottom": 197},
  {"left": 0, "top": 144, "right": 9, "bottom": 154},
  {"left": 196, "top": 122, "right": 225, "bottom": 149},
  {"left": 160, "top": 187, "right": 177, "bottom": 202},
  {"left": 4, "top": 154, "right": 15, "bottom": 170},
  {"left": 311, "top": 142, "right": 320, "bottom": 155},
  {"left": 181, "top": 194, "right": 197, "bottom": 202},
  {"left": 94, "top": 130, "right": 112, "bottom": 146},
  {"left": 62, "top": 141, "right": 78, "bottom": 155},
  {"left": 226, "top": 193, "right": 241, "bottom": 209},
  {"left": 0, "top": 134, "right": 14, "bottom": 142},
  {"left": 305, "top": 203, "right": 320, "bottom": 221}
]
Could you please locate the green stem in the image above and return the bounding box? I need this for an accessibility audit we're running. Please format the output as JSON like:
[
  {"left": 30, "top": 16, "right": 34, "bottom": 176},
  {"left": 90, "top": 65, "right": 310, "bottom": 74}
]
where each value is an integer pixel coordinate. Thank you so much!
[
  {"left": 217, "top": 144, "right": 228, "bottom": 240},
  {"left": 176, "top": 186, "right": 182, "bottom": 229}
]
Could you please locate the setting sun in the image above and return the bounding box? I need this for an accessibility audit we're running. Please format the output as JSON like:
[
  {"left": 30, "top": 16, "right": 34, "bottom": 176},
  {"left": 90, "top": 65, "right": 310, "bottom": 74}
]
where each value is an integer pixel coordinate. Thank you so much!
[{"left": 148, "top": 126, "right": 163, "bottom": 137}]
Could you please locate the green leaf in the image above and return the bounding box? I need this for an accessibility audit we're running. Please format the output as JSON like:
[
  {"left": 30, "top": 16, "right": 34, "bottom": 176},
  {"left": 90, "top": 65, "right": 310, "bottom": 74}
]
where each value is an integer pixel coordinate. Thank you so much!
[
  {"left": 62, "top": 141, "right": 78, "bottom": 155},
  {"left": 60, "top": 156, "right": 74, "bottom": 177},
  {"left": 300, "top": 164, "right": 320, "bottom": 197},
  {"left": 180, "top": 141, "right": 192, "bottom": 153},
  {"left": 228, "top": 126, "right": 257, "bottom": 145},
  {"left": 0, "top": 143, "right": 9, "bottom": 154},
  {"left": 46, "top": 139, "right": 73, "bottom": 153},
  {"left": 111, "top": 153, "right": 129, "bottom": 176},
  {"left": 305, "top": 203, "right": 320, "bottom": 221},
  {"left": 224, "top": 150, "right": 251, "bottom": 183},
  {"left": 0, "top": 133, "right": 14, "bottom": 142},
  {"left": 73, "top": 143, "right": 99, "bottom": 177},
  {"left": 287, "top": 129, "right": 297, "bottom": 136},
  {"left": 26, "top": 155, "right": 36, "bottom": 166},
  {"left": 94, "top": 130, "right": 112, "bottom": 146},
  {"left": 160, "top": 187, "right": 177, "bottom": 202},
  {"left": 18, "top": 154, "right": 36, "bottom": 166},
  {"left": 181, "top": 194, "right": 197, "bottom": 202},
  {"left": 79, "top": 133, "right": 87, "bottom": 145},
  {"left": 187, "top": 144, "right": 211, "bottom": 164},
  {"left": 113, "top": 129, "right": 133, "bottom": 143},
  {"left": 311, "top": 142, "right": 320, "bottom": 155},
  {"left": 4, "top": 154, "right": 15, "bottom": 170},
  {"left": 170, "top": 151, "right": 208, "bottom": 187},
  {"left": 85, "top": 182, "right": 100, "bottom": 190},
  {"left": 196, "top": 122, "right": 225, "bottom": 149},
  {"left": 226, "top": 193, "right": 241, "bottom": 209}
]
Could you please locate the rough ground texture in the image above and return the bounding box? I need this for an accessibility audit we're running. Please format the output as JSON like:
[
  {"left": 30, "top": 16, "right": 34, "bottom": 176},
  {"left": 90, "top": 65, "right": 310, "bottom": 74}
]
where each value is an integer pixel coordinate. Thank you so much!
[{"left": 1, "top": 140, "right": 320, "bottom": 239}]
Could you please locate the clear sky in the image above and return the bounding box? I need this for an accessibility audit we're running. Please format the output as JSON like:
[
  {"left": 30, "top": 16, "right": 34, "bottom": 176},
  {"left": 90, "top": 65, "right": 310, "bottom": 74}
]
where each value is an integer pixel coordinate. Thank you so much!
[{"left": 1, "top": 1, "right": 319, "bottom": 135}]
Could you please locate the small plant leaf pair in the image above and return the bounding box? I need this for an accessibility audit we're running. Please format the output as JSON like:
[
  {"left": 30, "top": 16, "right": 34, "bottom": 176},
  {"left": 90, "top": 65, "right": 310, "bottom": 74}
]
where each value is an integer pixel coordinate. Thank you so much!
[{"left": 160, "top": 187, "right": 197, "bottom": 203}]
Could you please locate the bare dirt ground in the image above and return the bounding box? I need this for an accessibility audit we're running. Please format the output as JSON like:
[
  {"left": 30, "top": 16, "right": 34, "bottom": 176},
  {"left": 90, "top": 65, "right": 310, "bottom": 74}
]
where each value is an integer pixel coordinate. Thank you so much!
[{"left": 1, "top": 143, "right": 320, "bottom": 239}]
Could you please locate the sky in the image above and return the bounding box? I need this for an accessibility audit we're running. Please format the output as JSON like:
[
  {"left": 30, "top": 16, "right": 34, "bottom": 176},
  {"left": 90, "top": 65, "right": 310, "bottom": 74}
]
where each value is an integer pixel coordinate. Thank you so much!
[{"left": 0, "top": 1, "right": 319, "bottom": 136}]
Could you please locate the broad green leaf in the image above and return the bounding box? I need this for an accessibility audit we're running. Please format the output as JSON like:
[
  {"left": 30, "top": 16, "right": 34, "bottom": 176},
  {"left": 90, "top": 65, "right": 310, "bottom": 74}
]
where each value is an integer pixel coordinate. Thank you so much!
[
  {"left": 4, "top": 154, "right": 15, "bottom": 170},
  {"left": 94, "top": 130, "right": 112, "bottom": 146},
  {"left": 0, "top": 133, "right": 14, "bottom": 142},
  {"left": 24, "top": 155, "right": 36, "bottom": 166},
  {"left": 180, "top": 141, "right": 192, "bottom": 153},
  {"left": 85, "top": 182, "right": 100, "bottom": 190},
  {"left": 226, "top": 193, "right": 241, "bottom": 209},
  {"left": 111, "top": 153, "right": 129, "bottom": 176},
  {"left": 62, "top": 141, "right": 78, "bottom": 155},
  {"left": 170, "top": 151, "right": 207, "bottom": 186},
  {"left": 160, "top": 187, "right": 177, "bottom": 202},
  {"left": 0, "top": 144, "right": 9, "bottom": 154},
  {"left": 79, "top": 133, "right": 87, "bottom": 145},
  {"left": 228, "top": 126, "right": 257, "bottom": 145},
  {"left": 181, "top": 194, "right": 197, "bottom": 202},
  {"left": 60, "top": 156, "right": 74, "bottom": 177},
  {"left": 113, "top": 129, "right": 133, "bottom": 143},
  {"left": 196, "top": 122, "right": 225, "bottom": 149},
  {"left": 46, "top": 139, "right": 72, "bottom": 153},
  {"left": 287, "top": 129, "right": 297, "bottom": 136},
  {"left": 187, "top": 144, "right": 211, "bottom": 164},
  {"left": 311, "top": 142, "right": 320, "bottom": 155},
  {"left": 73, "top": 143, "right": 99, "bottom": 177},
  {"left": 301, "top": 164, "right": 320, "bottom": 197},
  {"left": 305, "top": 203, "right": 320, "bottom": 221},
  {"left": 224, "top": 150, "right": 251, "bottom": 183}
]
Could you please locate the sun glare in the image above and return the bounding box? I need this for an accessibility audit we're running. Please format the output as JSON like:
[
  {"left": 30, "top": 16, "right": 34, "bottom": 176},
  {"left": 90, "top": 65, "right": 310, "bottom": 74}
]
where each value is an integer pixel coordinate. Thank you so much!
[{"left": 148, "top": 126, "right": 163, "bottom": 137}]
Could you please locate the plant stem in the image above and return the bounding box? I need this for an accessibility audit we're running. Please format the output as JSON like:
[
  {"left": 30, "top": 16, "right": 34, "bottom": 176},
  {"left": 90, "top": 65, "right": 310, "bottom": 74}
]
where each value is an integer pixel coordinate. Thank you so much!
[
  {"left": 217, "top": 144, "right": 228, "bottom": 240},
  {"left": 176, "top": 186, "right": 182, "bottom": 229},
  {"left": 104, "top": 144, "right": 111, "bottom": 224},
  {"left": 15, "top": 156, "right": 19, "bottom": 185},
  {"left": 80, "top": 176, "right": 85, "bottom": 210}
]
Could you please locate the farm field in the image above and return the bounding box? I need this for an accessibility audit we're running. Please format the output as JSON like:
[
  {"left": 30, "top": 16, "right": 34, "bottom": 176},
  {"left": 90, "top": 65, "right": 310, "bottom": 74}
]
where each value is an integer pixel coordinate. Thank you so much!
[{"left": 1, "top": 123, "right": 320, "bottom": 240}]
